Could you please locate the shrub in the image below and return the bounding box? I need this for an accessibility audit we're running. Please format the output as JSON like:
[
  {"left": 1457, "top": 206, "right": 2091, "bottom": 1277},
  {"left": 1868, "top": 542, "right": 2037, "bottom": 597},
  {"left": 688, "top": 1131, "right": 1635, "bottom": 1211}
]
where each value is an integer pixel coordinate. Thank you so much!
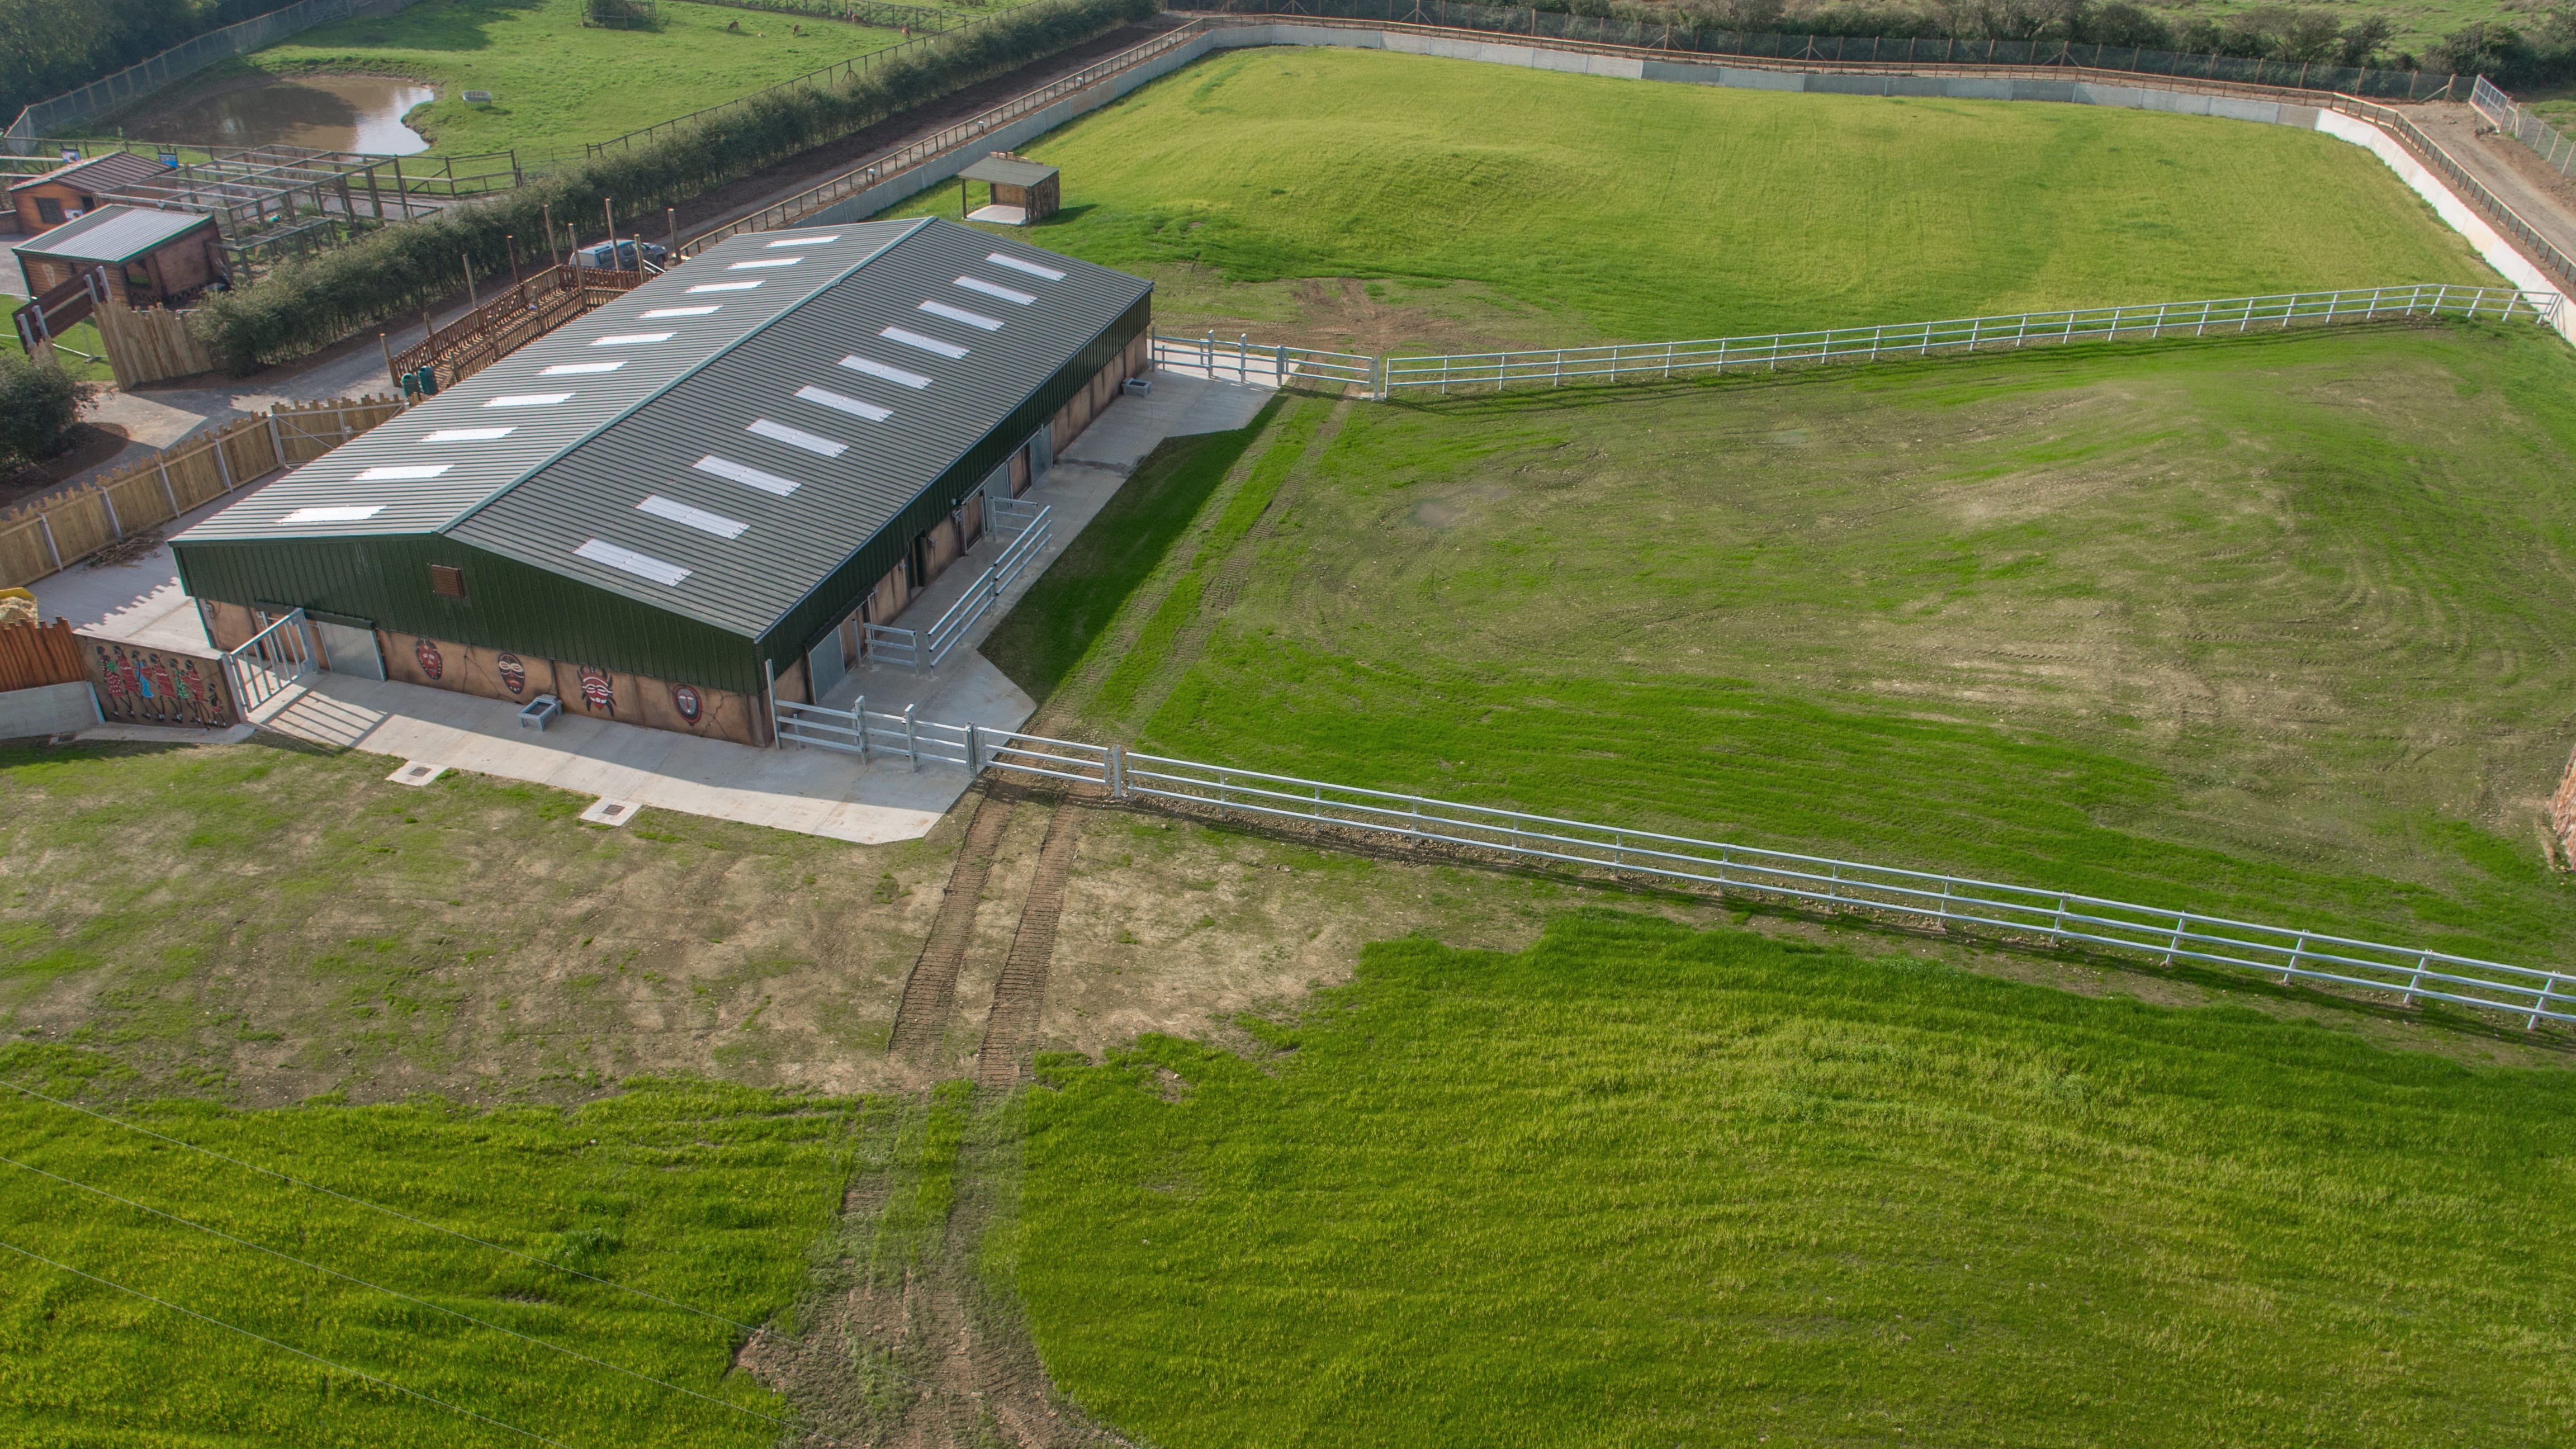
[
  {"left": 190, "top": 0, "right": 1158, "bottom": 372},
  {"left": 0, "top": 351, "right": 97, "bottom": 473}
]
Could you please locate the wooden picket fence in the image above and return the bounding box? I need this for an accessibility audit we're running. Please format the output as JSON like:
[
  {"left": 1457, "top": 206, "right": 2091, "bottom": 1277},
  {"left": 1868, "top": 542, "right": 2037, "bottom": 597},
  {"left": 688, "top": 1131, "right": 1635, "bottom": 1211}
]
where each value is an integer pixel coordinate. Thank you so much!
[
  {"left": 0, "top": 395, "right": 405, "bottom": 589},
  {"left": 0, "top": 618, "right": 86, "bottom": 692}
]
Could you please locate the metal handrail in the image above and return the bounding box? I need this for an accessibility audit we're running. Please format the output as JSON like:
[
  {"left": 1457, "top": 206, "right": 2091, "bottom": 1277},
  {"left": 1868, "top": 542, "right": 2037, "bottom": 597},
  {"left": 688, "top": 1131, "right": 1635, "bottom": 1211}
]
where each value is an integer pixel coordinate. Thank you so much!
[{"left": 2326, "top": 93, "right": 2576, "bottom": 291}]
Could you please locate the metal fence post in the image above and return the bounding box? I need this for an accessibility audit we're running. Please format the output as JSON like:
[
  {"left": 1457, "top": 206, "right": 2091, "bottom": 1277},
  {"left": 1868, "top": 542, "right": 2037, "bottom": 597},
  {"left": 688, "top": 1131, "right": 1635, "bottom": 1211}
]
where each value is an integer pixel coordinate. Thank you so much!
[
  {"left": 36, "top": 515, "right": 63, "bottom": 570},
  {"left": 967, "top": 721, "right": 982, "bottom": 774},
  {"left": 764, "top": 659, "right": 779, "bottom": 749},
  {"left": 903, "top": 704, "right": 918, "bottom": 771},
  {"left": 854, "top": 695, "right": 868, "bottom": 760}
]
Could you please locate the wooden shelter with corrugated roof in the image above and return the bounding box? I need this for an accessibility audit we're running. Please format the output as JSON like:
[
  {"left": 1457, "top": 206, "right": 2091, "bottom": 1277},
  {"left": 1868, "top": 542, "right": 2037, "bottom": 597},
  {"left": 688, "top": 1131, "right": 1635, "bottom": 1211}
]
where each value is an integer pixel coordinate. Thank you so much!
[{"left": 959, "top": 153, "right": 1060, "bottom": 227}]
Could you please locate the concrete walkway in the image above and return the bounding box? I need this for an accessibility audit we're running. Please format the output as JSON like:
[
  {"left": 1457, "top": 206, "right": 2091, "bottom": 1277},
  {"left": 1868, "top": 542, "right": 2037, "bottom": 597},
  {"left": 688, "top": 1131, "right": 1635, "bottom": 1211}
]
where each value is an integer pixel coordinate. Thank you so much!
[{"left": 252, "top": 675, "right": 960, "bottom": 844}]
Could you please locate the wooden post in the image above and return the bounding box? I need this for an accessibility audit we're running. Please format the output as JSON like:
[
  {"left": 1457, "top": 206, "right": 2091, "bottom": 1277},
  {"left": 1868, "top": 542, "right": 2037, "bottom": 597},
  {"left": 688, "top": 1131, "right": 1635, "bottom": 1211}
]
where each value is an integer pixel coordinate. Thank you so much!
[
  {"left": 666, "top": 206, "right": 677, "bottom": 261},
  {"left": 543, "top": 203, "right": 558, "bottom": 266},
  {"left": 603, "top": 197, "right": 617, "bottom": 266},
  {"left": 381, "top": 332, "right": 397, "bottom": 390},
  {"left": 461, "top": 254, "right": 480, "bottom": 315}
]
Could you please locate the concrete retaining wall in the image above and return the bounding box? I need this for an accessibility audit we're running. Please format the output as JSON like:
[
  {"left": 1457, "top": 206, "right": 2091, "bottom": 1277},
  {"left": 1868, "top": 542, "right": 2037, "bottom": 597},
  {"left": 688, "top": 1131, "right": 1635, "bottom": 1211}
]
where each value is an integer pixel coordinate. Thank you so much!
[{"left": 0, "top": 681, "right": 100, "bottom": 740}]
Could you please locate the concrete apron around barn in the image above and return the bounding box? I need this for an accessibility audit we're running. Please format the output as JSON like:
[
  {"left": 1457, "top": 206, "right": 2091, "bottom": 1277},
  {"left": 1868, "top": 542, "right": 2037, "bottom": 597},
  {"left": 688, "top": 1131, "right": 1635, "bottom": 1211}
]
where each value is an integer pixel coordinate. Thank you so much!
[{"left": 75, "top": 366, "right": 1277, "bottom": 844}]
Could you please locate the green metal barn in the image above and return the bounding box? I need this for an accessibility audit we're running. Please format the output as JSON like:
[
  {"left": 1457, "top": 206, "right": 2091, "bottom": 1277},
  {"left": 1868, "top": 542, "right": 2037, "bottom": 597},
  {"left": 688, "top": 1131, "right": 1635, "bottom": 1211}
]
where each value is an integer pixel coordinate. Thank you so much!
[{"left": 172, "top": 217, "right": 1153, "bottom": 745}]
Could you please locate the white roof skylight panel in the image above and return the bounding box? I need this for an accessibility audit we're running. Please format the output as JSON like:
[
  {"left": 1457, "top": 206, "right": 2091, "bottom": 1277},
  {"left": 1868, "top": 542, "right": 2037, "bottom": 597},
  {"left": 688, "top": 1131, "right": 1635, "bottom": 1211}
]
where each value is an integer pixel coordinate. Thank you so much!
[
  {"left": 542, "top": 361, "right": 626, "bottom": 376},
  {"left": 746, "top": 418, "right": 847, "bottom": 458},
  {"left": 880, "top": 326, "right": 966, "bottom": 359},
  {"left": 694, "top": 454, "right": 800, "bottom": 496},
  {"left": 840, "top": 354, "right": 931, "bottom": 389},
  {"left": 767, "top": 234, "right": 835, "bottom": 247},
  {"left": 354, "top": 465, "right": 451, "bottom": 481},
  {"left": 918, "top": 300, "right": 1002, "bottom": 331},
  {"left": 986, "top": 252, "right": 1066, "bottom": 281},
  {"left": 486, "top": 393, "right": 573, "bottom": 408},
  {"left": 591, "top": 332, "right": 674, "bottom": 346},
  {"left": 419, "top": 427, "right": 514, "bottom": 442},
  {"left": 795, "top": 385, "right": 891, "bottom": 423},
  {"left": 728, "top": 258, "right": 801, "bottom": 270},
  {"left": 576, "top": 538, "right": 691, "bottom": 586},
  {"left": 637, "top": 494, "right": 749, "bottom": 539},
  {"left": 641, "top": 306, "right": 718, "bottom": 319},
  {"left": 688, "top": 281, "right": 763, "bottom": 293},
  {"left": 954, "top": 275, "right": 1035, "bottom": 306},
  {"left": 280, "top": 505, "right": 385, "bottom": 524}
]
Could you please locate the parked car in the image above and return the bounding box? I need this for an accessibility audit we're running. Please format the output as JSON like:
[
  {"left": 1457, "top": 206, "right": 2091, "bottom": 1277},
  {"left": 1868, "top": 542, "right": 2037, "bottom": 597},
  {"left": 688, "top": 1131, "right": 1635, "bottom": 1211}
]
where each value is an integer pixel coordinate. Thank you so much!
[{"left": 575, "top": 239, "right": 667, "bottom": 271}]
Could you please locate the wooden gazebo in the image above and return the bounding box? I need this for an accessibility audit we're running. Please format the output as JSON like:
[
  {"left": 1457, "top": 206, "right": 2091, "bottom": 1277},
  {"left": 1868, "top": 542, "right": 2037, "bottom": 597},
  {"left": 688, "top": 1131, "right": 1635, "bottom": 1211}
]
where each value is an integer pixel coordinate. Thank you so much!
[{"left": 959, "top": 153, "right": 1059, "bottom": 227}]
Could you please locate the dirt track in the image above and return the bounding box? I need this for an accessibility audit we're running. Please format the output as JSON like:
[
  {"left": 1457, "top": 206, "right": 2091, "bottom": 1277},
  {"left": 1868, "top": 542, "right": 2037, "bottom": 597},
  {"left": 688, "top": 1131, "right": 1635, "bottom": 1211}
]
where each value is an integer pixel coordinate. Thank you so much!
[{"left": 2406, "top": 102, "right": 2576, "bottom": 274}]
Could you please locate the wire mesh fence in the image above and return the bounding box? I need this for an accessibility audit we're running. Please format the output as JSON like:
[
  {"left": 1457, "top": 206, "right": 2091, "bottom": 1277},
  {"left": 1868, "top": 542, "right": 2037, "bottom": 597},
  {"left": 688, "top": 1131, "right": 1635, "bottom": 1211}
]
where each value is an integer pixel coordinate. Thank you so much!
[
  {"left": 2329, "top": 93, "right": 2576, "bottom": 291},
  {"left": 1373, "top": 284, "right": 2558, "bottom": 393},
  {"left": 5, "top": 0, "right": 425, "bottom": 150},
  {"left": 2471, "top": 76, "right": 2576, "bottom": 184}
]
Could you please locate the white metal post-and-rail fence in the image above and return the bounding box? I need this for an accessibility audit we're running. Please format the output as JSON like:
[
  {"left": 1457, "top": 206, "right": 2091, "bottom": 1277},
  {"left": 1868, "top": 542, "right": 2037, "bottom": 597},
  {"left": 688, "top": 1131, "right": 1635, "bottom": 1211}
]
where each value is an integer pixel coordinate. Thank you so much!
[
  {"left": 763, "top": 715, "right": 2574, "bottom": 1029},
  {"left": 849, "top": 501, "right": 1054, "bottom": 672},
  {"left": 224, "top": 609, "right": 315, "bottom": 717},
  {"left": 1149, "top": 332, "right": 1376, "bottom": 390},
  {"left": 1376, "top": 284, "right": 2559, "bottom": 394}
]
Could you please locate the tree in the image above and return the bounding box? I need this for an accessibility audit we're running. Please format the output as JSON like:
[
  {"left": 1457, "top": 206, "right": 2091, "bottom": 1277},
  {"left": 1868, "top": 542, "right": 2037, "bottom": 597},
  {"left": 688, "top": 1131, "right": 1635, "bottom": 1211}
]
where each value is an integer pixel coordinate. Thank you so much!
[{"left": 0, "top": 351, "right": 97, "bottom": 474}]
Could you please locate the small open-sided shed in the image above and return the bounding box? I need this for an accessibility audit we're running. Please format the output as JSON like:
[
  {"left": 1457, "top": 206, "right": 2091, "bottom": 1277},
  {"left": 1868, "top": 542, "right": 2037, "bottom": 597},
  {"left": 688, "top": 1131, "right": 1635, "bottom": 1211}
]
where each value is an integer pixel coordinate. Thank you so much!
[
  {"left": 959, "top": 153, "right": 1060, "bottom": 227},
  {"left": 15, "top": 204, "right": 229, "bottom": 307}
]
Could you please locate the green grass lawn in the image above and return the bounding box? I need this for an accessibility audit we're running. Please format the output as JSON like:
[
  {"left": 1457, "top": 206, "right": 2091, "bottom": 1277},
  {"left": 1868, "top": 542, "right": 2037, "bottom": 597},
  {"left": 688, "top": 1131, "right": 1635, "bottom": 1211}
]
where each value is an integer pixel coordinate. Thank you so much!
[
  {"left": 1, "top": 320, "right": 115, "bottom": 385},
  {"left": 1019, "top": 911, "right": 2576, "bottom": 1448},
  {"left": 0, "top": 1059, "right": 853, "bottom": 1446},
  {"left": 886, "top": 46, "right": 2498, "bottom": 348},
  {"left": 996, "top": 321, "right": 2576, "bottom": 971},
  {"left": 219, "top": 0, "right": 921, "bottom": 157}
]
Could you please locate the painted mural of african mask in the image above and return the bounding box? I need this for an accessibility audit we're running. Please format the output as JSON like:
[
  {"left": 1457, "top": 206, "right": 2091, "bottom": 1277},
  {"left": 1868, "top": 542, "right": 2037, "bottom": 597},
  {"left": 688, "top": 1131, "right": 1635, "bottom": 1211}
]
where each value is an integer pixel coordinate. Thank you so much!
[
  {"left": 414, "top": 637, "right": 444, "bottom": 680},
  {"left": 577, "top": 665, "right": 614, "bottom": 715},
  {"left": 496, "top": 653, "right": 527, "bottom": 695},
  {"left": 672, "top": 683, "right": 703, "bottom": 726}
]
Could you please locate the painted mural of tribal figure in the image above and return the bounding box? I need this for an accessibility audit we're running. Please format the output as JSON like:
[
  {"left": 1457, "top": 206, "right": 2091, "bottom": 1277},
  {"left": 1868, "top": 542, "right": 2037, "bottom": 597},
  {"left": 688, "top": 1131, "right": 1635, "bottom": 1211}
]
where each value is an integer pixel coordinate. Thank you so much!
[{"left": 577, "top": 665, "right": 615, "bottom": 716}]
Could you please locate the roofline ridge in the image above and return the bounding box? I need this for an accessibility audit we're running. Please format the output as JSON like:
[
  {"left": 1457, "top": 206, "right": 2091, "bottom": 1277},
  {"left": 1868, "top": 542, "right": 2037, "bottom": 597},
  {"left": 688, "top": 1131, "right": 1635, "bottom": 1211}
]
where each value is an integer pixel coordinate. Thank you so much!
[{"left": 441, "top": 216, "right": 936, "bottom": 536}]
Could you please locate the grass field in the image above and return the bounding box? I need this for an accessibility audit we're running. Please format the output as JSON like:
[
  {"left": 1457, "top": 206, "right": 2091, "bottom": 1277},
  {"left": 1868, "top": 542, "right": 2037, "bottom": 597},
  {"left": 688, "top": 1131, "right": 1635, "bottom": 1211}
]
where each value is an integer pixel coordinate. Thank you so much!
[
  {"left": 160, "top": 0, "right": 918, "bottom": 157},
  {"left": 0, "top": 1060, "right": 852, "bottom": 1446},
  {"left": 0, "top": 737, "right": 963, "bottom": 1103},
  {"left": 1018, "top": 911, "right": 2576, "bottom": 1448},
  {"left": 995, "top": 321, "right": 2576, "bottom": 972},
  {"left": 889, "top": 46, "right": 2499, "bottom": 348},
  {"left": 1, "top": 320, "right": 116, "bottom": 385}
]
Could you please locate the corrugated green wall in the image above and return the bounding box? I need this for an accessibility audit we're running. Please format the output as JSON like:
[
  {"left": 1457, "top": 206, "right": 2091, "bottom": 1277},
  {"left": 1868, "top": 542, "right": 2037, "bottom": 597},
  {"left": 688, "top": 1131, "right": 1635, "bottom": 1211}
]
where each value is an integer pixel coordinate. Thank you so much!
[{"left": 174, "top": 534, "right": 765, "bottom": 693}]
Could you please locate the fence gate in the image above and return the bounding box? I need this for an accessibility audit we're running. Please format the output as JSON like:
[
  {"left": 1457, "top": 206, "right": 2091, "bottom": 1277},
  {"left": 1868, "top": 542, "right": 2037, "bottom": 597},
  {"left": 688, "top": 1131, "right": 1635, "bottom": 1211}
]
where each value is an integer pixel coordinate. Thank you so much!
[{"left": 222, "top": 608, "right": 314, "bottom": 716}]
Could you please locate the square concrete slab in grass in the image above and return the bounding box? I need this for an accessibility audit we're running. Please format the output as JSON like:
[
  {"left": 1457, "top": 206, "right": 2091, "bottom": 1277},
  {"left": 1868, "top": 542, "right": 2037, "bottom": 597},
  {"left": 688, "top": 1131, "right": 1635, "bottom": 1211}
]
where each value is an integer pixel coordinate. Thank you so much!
[
  {"left": 386, "top": 761, "right": 447, "bottom": 787},
  {"left": 580, "top": 798, "right": 640, "bottom": 827}
]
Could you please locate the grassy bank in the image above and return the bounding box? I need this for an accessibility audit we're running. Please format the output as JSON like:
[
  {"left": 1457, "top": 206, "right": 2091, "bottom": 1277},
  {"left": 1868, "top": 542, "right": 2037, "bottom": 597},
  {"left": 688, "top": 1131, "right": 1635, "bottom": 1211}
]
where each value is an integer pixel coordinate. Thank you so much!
[
  {"left": 887, "top": 45, "right": 2499, "bottom": 348},
  {"left": 1006, "top": 323, "right": 2576, "bottom": 966},
  {"left": 1021, "top": 911, "right": 2576, "bottom": 1447},
  {"left": 0, "top": 1063, "right": 855, "bottom": 1446}
]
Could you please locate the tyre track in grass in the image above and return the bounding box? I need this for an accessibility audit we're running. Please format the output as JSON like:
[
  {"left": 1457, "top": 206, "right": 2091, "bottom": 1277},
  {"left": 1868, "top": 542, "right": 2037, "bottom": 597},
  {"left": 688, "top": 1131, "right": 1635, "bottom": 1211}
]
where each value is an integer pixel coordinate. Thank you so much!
[
  {"left": 889, "top": 782, "right": 1024, "bottom": 1069},
  {"left": 972, "top": 797, "right": 1086, "bottom": 1091}
]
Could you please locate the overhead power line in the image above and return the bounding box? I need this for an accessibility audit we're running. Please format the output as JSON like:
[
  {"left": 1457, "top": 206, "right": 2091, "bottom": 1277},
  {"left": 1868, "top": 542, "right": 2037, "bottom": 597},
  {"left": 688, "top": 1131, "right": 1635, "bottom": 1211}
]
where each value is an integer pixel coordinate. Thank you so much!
[
  {"left": 1, "top": 1154, "right": 862, "bottom": 1447},
  {"left": 0, "top": 1075, "right": 800, "bottom": 1347},
  {"left": 0, "top": 1238, "right": 580, "bottom": 1449}
]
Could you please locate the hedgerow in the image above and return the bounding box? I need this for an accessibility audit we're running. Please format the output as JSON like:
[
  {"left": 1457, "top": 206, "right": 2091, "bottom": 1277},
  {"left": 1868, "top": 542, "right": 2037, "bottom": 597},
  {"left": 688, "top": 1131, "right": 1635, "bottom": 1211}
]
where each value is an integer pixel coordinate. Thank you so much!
[{"left": 188, "top": 0, "right": 1156, "bottom": 371}]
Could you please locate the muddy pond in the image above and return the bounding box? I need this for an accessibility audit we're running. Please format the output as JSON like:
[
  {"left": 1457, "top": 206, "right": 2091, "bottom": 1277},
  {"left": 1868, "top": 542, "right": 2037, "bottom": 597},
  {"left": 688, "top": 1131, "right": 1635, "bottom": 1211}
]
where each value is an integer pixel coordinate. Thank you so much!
[{"left": 146, "top": 75, "right": 435, "bottom": 155}]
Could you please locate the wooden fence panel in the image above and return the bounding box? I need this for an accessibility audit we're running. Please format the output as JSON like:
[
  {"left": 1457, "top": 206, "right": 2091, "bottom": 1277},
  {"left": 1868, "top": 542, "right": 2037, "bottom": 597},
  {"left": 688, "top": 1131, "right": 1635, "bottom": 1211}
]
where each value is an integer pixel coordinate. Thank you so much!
[
  {"left": 0, "top": 619, "right": 88, "bottom": 692},
  {"left": 93, "top": 296, "right": 217, "bottom": 389},
  {"left": 0, "top": 523, "right": 52, "bottom": 585},
  {"left": 0, "top": 396, "right": 408, "bottom": 588}
]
